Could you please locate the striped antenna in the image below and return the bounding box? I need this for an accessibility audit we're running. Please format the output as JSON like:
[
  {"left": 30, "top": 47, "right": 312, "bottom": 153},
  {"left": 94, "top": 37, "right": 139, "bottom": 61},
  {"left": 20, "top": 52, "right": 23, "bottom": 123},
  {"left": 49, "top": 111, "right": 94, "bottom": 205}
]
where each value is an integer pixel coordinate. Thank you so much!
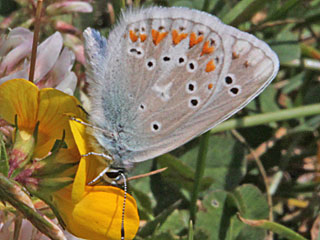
[{"left": 120, "top": 172, "right": 127, "bottom": 240}]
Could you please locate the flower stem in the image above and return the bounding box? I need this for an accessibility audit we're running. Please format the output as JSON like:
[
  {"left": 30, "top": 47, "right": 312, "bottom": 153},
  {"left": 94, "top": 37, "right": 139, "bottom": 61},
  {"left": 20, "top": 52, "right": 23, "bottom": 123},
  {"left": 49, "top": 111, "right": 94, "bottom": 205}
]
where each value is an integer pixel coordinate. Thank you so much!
[
  {"left": 189, "top": 131, "right": 210, "bottom": 224},
  {"left": 211, "top": 103, "right": 320, "bottom": 133},
  {"left": 29, "top": 0, "right": 43, "bottom": 83},
  {"left": 0, "top": 173, "right": 66, "bottom": 240}
]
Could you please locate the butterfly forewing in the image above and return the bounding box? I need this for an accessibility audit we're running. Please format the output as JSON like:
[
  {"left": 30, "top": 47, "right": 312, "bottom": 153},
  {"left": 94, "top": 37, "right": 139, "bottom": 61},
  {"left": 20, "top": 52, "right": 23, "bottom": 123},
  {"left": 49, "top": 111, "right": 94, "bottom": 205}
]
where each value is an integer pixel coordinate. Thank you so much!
[{"left": 84, "top": 7, "right": 279, "bottom": 167}]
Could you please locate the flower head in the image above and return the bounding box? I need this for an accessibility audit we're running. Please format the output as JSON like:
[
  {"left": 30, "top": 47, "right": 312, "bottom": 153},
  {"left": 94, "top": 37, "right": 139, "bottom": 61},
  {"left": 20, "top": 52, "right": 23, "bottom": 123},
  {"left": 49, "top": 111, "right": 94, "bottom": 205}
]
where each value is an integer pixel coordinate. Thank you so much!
[
  {"left": 0, "top": 28, "right": 77, "bottom": 95},
  {"left": 0, "top": 79, "right": 139, "bottom": 239}
]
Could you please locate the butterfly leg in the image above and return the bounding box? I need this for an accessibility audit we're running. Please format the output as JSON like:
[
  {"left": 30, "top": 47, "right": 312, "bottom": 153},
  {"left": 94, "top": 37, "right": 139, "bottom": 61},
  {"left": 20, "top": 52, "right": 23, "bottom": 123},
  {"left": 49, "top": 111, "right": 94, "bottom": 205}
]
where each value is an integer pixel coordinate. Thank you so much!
[
  {"left": 88, "top": 166, "right": 111, "bottom": 185},
  {"left": 88, "top": 166, "right": 124, "bottom": 185},
  {"left": 69, "top": 116, "right": 114, "bottom": 138},
  {"left": 81, "top": 151, "right": 113, "bottom": 160}
]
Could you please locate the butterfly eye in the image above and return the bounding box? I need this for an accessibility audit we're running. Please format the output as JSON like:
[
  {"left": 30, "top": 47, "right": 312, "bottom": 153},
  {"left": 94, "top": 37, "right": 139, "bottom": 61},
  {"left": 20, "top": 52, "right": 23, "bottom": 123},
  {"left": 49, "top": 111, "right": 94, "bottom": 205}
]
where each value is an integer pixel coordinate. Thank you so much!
[
  {"left": 151, "top": 121, "right": 161, "bottom": 132},
  {"left": 229, "top": 85, "right": 241, "bottom": 97}
]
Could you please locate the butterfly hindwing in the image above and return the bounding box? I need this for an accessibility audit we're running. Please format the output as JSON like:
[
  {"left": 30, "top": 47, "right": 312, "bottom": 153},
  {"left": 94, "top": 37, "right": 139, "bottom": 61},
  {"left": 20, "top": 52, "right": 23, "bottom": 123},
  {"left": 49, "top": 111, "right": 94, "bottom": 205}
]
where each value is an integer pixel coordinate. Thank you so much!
[{"left": 84, "top": 7, "right": 279, "bottom": 167}]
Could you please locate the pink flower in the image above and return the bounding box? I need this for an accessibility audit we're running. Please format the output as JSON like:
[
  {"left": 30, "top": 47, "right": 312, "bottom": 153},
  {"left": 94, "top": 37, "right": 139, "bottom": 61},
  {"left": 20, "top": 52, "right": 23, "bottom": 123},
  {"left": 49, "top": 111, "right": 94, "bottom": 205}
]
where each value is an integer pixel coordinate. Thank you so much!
[
  {"left": 47, "top": 1, "right": 93, "bottom": 16},
  {"left": 0, "top": 28, "right": 77, "bottom": 95}
]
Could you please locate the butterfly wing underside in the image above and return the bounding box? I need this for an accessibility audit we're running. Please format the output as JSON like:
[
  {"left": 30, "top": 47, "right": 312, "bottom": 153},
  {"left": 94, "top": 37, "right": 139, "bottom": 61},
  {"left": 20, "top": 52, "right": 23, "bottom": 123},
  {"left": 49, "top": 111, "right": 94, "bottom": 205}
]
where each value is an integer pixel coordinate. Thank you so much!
[{"left": 84, "top": 7, "right": 279, "bottom": 167}]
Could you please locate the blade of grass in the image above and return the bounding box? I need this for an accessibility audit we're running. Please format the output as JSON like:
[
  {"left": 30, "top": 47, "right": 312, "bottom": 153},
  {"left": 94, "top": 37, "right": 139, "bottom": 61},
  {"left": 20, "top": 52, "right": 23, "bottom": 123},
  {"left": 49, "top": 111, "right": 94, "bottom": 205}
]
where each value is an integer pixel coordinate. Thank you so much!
[
  {"left": 238, "top": 214, "right": 309, "bottom": 240},
  {"left": 221, "top": 0, "right": 268, "bottom": 26},
  {"left": 0, "top": 134, "right": 9, "bottom": 176},
  {"left": 189, "top": 131, "right": 210, "bottom": 223},
  {"left": 188, "top": 220, "right": 194, "bottom": 240},
  {"left": 211, "top": 103, "right": 320, "bottom": 134},
  {"left": 266, "top": 0, "right": 300, "bottom": 21}
]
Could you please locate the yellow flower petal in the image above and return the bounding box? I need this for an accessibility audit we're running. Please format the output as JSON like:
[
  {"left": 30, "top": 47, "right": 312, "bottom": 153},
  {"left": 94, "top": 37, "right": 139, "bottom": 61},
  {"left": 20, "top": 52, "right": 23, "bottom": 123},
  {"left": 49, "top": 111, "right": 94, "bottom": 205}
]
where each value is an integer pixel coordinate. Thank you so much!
[
  {"left": 68, "top": 116, "right": 90, "bottom": 156},
  {"left": 69, "top": 118, "right": 89, "bottom": 202},
  {"left": 35, "top": 88, "right": 85, "bottom": 157},
  {"left": 68, "top": 118, "right": 109, "bottom": 180},
  {"left": 0, "top": 79, "right": 38, "bottom": 131},
  {"left": 69, "top": 118, "right": 107, "bottom": 202},
  {"left": 54, "top": 185, "right": 139, "bottom": 240},
  {"left": 0, "top": 79, "right": 85, "bottom": 158},
  {"left": 72, "top": 156, "right": 87, "bottom": 203}
]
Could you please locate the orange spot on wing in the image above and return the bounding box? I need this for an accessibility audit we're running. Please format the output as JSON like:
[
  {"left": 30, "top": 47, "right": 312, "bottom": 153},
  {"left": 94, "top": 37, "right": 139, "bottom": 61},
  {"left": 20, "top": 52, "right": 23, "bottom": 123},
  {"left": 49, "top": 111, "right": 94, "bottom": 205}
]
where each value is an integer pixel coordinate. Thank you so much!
[
  {"left": 189, "top": 32, "right": 204, "bottom": 48},
  {"left": 205, "top": 60, "right": 216, "bottom": 73},
  {"left": 172, "top": 30, "right": 188, "bottom": 45},
  {"left": 232, "top": 51, "right": 239, "bottom": 59},
  {"left": 157, "top": 32, "right": 168, "bottom": 44},
  {"left": 152, "top": 29, "right": 168, "bottom": 45},
  {"left": 208, "top": 83, "right": 214, "bottom": 89},
  {"left": 140, "top": 34, "right": 147, "bottom": 42},
  {"left": 129, "top": 30, "right": 138, "bottom": 42},
  {"left": 152, "top": 29, "right": 158, "bottom": 44},
  {"left": 201, "top": 41, "right": 215, "bottom": 56}
]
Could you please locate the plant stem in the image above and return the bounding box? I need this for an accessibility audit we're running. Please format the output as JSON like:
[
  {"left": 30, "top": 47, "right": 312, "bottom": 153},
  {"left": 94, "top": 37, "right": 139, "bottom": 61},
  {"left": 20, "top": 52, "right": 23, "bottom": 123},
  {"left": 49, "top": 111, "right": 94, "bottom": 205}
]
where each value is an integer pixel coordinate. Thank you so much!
[
  {"left": 190, "top": 131, "right": 210, "bottom": 224},
  {"left": 202, "top": 0, "right": 210, "bottom": 11},
  {"left": 0, "top": 174, "right": 66, "bottom": 240},
  {"left": 29, "top": 0, "right": 43, "bottom": 83},
  {"left": 211, "top": 103, "right": 320, "bottom": 134}
]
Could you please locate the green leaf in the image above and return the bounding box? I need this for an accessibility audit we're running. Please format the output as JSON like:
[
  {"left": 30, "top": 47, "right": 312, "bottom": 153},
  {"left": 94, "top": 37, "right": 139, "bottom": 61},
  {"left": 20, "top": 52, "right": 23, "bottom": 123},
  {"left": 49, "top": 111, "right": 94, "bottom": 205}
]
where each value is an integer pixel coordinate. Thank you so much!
[
  {"left": 221, "top": 0, "right": 268, "bottom": 26},
  {"left": 131, "top": 185, "right": 153, "bottom": 215},
  {"left": 238, "top": 215, "right": 308, "bottom": 240},
  {"left": 195, "top": 187, "right": 268, "bottom": 240},
  {"left": 282, "top": 72, "right": 305, "bottom": 94},
  {"left": 182, "top": 133, "right": 247, "bottom": 191},
  {"left": 158, "top": 209, "right": 189, "bottom": 235},
  {"left": 259, "top": 84, "right": 280, "bottom": 113},
  {"left": 232, "top": 184, "right": 269, "bottom": 219},
  {"left": 272, "top": 30, "right": 301, "bottom": 64},
  {"left": 156, "top": 154, "right": 214, "bottom": 192},
  {"left": 170, "top": 0, "right": 195, "bottom": 8},
  {"left": 266, "top": 0, "right": 300, "bottom": 21},
  {"left": 0, "top": 134, "right": 9, "bottom": 176},
  {"left": 138, "top": 200, "right": 182, "bottom": 238},
  {"left": 195, "top": 190, "right": 235, "bottom": 239}
]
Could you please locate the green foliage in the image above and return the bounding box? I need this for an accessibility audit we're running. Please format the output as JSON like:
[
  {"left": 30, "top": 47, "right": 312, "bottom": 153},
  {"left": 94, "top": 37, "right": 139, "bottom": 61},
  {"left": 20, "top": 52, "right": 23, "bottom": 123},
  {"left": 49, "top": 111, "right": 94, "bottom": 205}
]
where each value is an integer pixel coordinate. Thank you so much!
[
  {"left": 0, "top": 133, "right": 9, "bottom": 176},
  {"left": 128, "top": 0, "right": 320, "bottom": 239}
]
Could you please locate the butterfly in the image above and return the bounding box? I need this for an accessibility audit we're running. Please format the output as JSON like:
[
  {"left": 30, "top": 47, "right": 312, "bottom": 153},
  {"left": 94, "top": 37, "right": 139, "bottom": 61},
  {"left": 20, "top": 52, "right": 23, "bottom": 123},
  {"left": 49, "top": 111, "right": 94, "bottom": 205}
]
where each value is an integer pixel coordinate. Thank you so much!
[{"left": 83, "top": 6, "right": 279, "bottom": 171}]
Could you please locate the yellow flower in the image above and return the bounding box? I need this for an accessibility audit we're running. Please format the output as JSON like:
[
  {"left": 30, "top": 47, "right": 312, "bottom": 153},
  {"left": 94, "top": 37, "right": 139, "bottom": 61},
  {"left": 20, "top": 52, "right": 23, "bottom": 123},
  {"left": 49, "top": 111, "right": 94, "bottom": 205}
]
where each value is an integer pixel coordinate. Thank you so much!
[
  {"left": 53, "top": 117, "right": 140, "bottom": 240},
  {"left": 0, "top": 78, "right": 139, "bottom": 240},
  {"left": 0, "top": 78, "right": 82, "bottom": 158},
  {"left": 54, "top": 185, "right": 139, "bottom": 240}
]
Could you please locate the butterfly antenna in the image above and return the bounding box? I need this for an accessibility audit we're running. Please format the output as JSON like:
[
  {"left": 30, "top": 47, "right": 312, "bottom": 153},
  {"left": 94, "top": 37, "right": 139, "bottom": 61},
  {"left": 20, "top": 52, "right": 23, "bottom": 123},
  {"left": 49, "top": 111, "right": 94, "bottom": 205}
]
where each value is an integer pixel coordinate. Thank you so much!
[
  {"left": 77, "top": 104, "right": 90, "bottom": 116},
  {"left": 69, "top": 116, "right": 114, "bottom": 138},
  {"left": 120, "top": 172, "right": 127, "bottom": 240}
]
